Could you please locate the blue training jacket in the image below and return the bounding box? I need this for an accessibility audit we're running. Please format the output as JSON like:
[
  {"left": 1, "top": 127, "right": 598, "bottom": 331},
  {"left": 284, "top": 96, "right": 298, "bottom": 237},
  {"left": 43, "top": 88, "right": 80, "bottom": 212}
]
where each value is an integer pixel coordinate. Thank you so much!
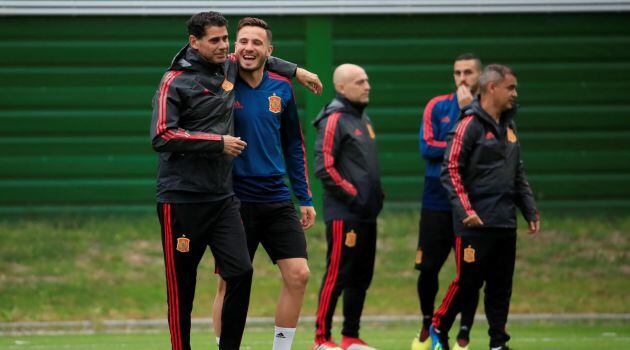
[
  {"left": 232, "top": 70, "right": 313, "bottom": 206},
  {"left": 419, "top": 92, "right": 460, "bottom": 211}
]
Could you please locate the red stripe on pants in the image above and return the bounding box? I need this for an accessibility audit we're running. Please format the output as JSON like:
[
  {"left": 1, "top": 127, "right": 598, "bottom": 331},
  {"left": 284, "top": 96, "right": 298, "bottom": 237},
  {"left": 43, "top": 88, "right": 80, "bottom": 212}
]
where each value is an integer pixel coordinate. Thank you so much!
[
  {"left": 164, "top": 204, "right": 182, "bottom": 350},
  {"left": 433, "top": 236, "right": 462, "bottom": 328},
  {"left": 315, "top": 220, "right": 343, "bottom": 342}
]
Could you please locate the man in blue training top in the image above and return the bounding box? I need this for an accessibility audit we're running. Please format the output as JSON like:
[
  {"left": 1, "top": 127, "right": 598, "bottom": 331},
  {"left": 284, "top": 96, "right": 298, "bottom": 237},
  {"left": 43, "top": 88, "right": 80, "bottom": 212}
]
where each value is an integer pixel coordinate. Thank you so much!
[
  {"left": 412, "top": 53, "right": 482, "bottom": 350},
  {"left": 212, "top": 17, "right": 316, "bottom": 350}
]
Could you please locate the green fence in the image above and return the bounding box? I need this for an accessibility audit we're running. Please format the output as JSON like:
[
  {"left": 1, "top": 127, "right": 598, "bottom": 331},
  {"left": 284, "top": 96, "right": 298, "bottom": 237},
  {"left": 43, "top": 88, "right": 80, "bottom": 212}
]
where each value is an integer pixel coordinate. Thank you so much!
[{"left": 1, "top": 13, "right": 629, "bottom": 214}]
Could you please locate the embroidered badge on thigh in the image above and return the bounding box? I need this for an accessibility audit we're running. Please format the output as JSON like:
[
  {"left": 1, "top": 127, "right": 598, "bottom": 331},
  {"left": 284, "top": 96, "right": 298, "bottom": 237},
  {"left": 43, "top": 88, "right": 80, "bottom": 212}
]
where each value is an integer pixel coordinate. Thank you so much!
[
  {"left": 176, "top": 234, "right": 190, "bottom": 253},
  {"left": 345, "top": 229, "right": 357, "bottom": 247},
  {"left": 463, "top": 245, "right": 475, "bottom": 263},
  {"left": 415, "top": 249, "right": 423, "bottom": 264}
]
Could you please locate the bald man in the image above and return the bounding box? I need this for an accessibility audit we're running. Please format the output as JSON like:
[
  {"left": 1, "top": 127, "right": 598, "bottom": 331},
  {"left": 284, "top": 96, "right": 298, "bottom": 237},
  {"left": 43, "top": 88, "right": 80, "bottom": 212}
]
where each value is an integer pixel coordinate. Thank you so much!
[{"left": 312, "top": 64, "right": 384, "bottom": 350}]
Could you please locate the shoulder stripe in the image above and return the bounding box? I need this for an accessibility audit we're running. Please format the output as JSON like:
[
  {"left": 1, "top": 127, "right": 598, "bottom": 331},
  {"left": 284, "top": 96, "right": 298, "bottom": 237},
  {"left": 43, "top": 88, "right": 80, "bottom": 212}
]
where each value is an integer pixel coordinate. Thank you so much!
[
  {"left": 447, "top": 115, "right": 475, "bottom": 216},
  {"left": 322, "top": 112, "right": 357, "bottom": 197},
  {"left": 156, "top": 70, "right": 183, "bottom": 136},
  {"left": 422, "top": 93, "right": 453, "bottom": 148}
]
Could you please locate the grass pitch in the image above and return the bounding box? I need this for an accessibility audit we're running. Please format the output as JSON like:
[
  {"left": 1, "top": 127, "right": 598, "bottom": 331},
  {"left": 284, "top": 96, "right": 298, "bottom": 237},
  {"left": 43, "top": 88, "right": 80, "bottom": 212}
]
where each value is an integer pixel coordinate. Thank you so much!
[{"left": 1, "top": 320, "right": 629, "bottom": 350}]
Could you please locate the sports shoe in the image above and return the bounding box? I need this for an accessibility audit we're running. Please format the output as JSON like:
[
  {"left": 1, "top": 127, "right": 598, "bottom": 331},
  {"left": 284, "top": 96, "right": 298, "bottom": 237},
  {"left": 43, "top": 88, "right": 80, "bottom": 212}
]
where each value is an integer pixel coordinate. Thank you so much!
[
  {"left": 452, "top": 341, "right": 469, "bottom": 350},
  {"left": 341, "top": 336, "right": 377, "bottom": 350},
  {"left": 313, "top": 339, "right": 343, "bottom": 350},
  {"left": 490, "top": 346, "right": 511, "bottom": 350},
  {"left": 429, "top": 325, "right": 450, "bottom": 350},
  {"left": 411, "top": 330, "right": 432, "bottom": 350}
]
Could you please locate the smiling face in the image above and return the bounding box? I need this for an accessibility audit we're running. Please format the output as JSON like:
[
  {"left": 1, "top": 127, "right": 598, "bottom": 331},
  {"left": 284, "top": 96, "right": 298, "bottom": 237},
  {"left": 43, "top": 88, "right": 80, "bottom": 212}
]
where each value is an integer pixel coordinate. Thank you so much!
[
  {"left": 235, "top": 25, "right": 273, "bottom": 72},
  {"left": 189, "top": 25, "right": 229, "bottom": 64}
]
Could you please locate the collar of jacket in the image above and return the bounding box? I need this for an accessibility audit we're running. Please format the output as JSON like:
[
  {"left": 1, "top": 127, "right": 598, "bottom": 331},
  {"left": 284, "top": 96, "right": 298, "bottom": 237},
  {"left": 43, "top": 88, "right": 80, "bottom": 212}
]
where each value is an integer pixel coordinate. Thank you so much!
[
  {"left": 462, "top": 99, "right": 518, "bottom": 132},
  {"left": 168, "top": 44, "right": 223, "bottom": 76},
  {"left": 334, "top": 93, "right": 367, "bottom": 116},
  {"left": 312, "top": 94, "right": 368, "bottom": 127}
]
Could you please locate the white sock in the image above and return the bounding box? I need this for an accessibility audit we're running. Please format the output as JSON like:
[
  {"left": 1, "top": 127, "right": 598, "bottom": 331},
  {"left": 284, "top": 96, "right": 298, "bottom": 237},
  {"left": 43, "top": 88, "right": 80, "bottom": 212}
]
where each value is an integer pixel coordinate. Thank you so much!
[
  {"left": 272, "top": 326, "right": 296, "bottom": 350},
  {"left": 216, "top": 337, "right": 220, "bottom": 347}
]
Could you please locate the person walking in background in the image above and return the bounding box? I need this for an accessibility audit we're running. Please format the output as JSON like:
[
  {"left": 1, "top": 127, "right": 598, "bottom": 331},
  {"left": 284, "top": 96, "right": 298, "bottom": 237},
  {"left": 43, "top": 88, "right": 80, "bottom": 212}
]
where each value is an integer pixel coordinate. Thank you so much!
[
  {"left": 211, "top": 17, "right": 316, "bottom": 350},
  {"left": 312, "top": 64, "right": 384, "bottom": 350},
  {"left": 412, "top": 53, "right": 483, "bottom": 350},
  {"left": 430, "top": 64, "right": 540, "bottom": 350},
  {"left": 150, "top": 11, "right": 321, "bottom": 350}
]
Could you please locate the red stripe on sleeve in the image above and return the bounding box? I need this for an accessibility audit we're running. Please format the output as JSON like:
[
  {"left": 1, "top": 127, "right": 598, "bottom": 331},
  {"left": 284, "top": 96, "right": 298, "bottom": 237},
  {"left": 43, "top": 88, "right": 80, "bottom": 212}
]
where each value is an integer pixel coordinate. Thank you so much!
[
  {"left": 298, "top": 122, "right": 313, "bottom": 197},
  {"left": 157, "top": 71, "right": 183, "bottom": 136},
  {"left": 322, "top": 112, "right": 357, "bottom": 197},
  {"left": 422, "top": 94, "right": 452, "bottom": 148},
  {"left": 447, "top": 116, "right": 475, "bottom": 216}
]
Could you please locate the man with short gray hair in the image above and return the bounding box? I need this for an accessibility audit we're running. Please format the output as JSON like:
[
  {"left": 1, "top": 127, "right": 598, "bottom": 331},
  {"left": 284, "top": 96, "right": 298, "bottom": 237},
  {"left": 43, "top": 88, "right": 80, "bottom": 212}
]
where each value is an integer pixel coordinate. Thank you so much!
[{"left": 430, "top": 64, "right": 540, "bottom": 350}]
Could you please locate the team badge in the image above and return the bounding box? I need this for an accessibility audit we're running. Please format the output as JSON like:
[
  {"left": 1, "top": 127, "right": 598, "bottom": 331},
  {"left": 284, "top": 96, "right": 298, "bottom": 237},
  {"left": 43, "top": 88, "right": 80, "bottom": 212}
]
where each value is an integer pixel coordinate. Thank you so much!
[
  {"left": 176, "top": 235, "right": 190, "bottom": 253},
  {"left": 463, "top": 245, "right": 475, "bottom": 263},
  {"left": 507, "top": 128, "right": 517, "bottom": 143},
  {"left": 415, "top": 249, "right": 423, "bottom": 264},
  {"left": 221, "top": 79, "right": 234, "bottom": 92},
  {"left": 268, "top": 94, "right": 282, "bottom": 113},
  {"left": 345, "top": 229, "right": 357, "bottom": 248},
  {"left": 366, "top": 124, "right": 376, "bottom": 139}
]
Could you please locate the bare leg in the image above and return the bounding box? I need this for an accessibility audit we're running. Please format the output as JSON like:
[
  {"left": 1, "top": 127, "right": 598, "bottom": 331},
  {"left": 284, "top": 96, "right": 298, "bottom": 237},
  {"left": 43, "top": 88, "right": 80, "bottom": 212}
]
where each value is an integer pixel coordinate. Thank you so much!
[{"left": 275, "top": 258, "right": 310, "bottom": 327}]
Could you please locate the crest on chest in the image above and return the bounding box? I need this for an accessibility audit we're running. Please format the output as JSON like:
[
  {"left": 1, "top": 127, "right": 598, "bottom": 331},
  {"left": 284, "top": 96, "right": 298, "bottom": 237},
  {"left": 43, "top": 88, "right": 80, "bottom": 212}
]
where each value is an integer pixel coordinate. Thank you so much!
[{"left": 268, "top": 94, "right": 282, "bottom": 113}]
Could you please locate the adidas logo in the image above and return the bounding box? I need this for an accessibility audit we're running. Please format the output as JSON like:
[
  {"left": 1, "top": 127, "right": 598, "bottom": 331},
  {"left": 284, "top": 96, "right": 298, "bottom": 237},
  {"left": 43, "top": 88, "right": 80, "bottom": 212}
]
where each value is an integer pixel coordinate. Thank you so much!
[{"left": 276, "top": 332, "right": 286, "bottom": 339}]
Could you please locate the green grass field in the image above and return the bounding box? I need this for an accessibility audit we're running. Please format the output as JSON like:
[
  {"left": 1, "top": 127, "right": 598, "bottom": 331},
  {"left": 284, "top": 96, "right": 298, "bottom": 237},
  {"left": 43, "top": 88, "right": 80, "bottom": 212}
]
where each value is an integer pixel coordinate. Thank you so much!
[
  {"left": 1, "top": 212, "right": 628, "bottom": 322},
  {"left": 1, "top": 320, "right": 629, "bottom": 349}
]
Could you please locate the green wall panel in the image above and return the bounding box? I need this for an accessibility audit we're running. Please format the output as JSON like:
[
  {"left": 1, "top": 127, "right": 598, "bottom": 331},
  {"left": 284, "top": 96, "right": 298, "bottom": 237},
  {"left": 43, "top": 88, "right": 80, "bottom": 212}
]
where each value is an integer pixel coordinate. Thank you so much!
[{"left": 1, "top": 13, "right": 629, "bottom": 213}]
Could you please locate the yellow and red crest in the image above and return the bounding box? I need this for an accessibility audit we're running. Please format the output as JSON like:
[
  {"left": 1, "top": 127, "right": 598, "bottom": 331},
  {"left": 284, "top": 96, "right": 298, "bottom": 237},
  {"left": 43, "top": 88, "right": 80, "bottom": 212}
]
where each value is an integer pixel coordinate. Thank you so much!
[
  {"left": 176, "top": 235, "right": 190, "bottom": 253},
  {"left": 366, "top": 124, "right": 376, "bottom": 139},
  {"left": 221, "top": 79, "right": 234, "bottom": 92},
  {"left": 507, "top": 128, "right": 517, "bottom": 143},
  {"left": 463, "top": 245, "right": 475, "bottom": 263},
  {"left": 268, "top": 94, "right": 282, "bottom": 113},
  {"left": 345, "top": 229, "right": 357, "bottom": 247},
  {"left": 415, "top": 249, "right": 423, "bottom": 264}
]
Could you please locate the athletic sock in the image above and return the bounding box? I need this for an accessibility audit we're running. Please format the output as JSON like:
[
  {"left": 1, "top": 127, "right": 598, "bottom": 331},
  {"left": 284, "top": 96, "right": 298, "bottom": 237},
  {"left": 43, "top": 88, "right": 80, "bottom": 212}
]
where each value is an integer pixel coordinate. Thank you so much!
[
  {"left": 272, "top": 326, "right": 296, "bottom": 350},
  {"left": 216, "top": 337, "right": 220, "bottom": 347}
]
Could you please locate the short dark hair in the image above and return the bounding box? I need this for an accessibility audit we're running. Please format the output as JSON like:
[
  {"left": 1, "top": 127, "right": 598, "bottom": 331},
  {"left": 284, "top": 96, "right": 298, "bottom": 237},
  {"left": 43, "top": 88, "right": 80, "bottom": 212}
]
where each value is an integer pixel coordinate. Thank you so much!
[
  {"left": 237, "top": 17, "right": 272, "bottom": 43},
  {"left": 455, "top": 52, "right": 482, "bottom": 71},
  {"left": 479, "top": 64, "right": 517, "bottom": 94},
  {"left": 187, "top": 11, "right": 228, "bottom": 38}
]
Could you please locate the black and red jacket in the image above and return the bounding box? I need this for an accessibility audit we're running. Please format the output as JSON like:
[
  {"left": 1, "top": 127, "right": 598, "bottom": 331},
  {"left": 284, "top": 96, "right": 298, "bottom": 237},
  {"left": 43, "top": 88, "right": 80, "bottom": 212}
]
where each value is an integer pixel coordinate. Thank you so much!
[
  {"left": 150, "top": 45, "right": 296, "bottom": 203},
  {"left": 440, "top": 100, "right": 539, "bottom": 235},
  {"left": 313, "top": 95, "right": 384, "bottom": 222}
]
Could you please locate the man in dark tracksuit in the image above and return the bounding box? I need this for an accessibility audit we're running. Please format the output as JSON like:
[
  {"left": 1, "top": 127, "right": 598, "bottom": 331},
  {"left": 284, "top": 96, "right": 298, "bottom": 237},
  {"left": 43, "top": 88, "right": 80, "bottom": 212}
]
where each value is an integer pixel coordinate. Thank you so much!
[
  {"left": 430, "top": 64, "right": 540, "bottom": 350},
  {"left": 413, "top": 54, "right": 482, "bottom": 350},
  {"left": 313, "top": 64, "right": 384, "bottom": 350},
  {"left": 150, "top": 12, "right": 321, "bottom": 350}
]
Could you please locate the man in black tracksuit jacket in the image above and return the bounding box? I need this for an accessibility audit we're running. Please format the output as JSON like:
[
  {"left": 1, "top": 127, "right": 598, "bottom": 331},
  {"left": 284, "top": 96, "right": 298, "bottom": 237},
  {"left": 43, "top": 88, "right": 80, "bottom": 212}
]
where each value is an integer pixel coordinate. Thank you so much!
[
  {"left": 430, "top": 64, "right": 540, "bottom": 350},
  {"left": 150, "top": 12, "right": 321, "bottom": 350},
  {"left": 312, "top": 64, "right": 384, "bottom": 350}
]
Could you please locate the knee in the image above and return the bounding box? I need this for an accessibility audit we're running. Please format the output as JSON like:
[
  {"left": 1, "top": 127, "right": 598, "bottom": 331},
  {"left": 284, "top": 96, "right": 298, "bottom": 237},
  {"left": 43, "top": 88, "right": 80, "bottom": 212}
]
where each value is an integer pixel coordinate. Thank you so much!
[{"left": 284, "top": 265, "right": 310, "bottom": 291}]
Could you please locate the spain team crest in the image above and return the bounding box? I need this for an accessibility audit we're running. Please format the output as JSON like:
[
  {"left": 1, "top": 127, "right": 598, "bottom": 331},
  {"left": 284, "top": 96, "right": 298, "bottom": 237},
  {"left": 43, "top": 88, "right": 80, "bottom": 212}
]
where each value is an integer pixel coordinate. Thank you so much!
[
  {"left": 176, "top": 235, "right": 190, "bottom": 253},
  {"left": 366, "top": 124, "right": 376, "bottom": 139},
  {"left": 345, "top": 229, "right": 357, "bottom": 247},
  {"left": 507, "top": 128, "right": 517, "bottom": 143},
  {"left": 268, "top": 94, "right": 282, "bottom": 113},
  {"left": 221, "top": 79, "right": 234, "bottom": 92},
  {"left": 463, "top": 245, "right": 475, "bottom": 263},
  {"left": 415, "top": 249, "right": 423, "bottom": 264}
]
